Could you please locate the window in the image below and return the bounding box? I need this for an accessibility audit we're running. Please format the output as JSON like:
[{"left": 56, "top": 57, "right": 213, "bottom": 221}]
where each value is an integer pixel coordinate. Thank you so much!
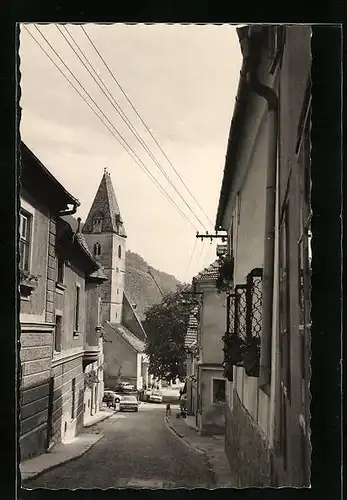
[
  {"left": 71, "top": 378, "right": 76, "bottom": 419},
  {"left": 54, "top": 314, "right": 62, "bottom": 352},
  {"left": 97, "top": 297, "right": 102, "bottom": 327},
  {"left": 19, "top": 210, "right": 32, "bottom": 271},
  {"left": 93, "top": 242, "right": 101, "bottom": 257},
  {"left": 234, "top": 285, "right": 247, "bottom": 340},
  {"left": 117, "top": 289, "right": 119, "bottom": 295},
  {"left": 92, "top": 217, "right": 102, "bottom": 233},
  {"left": 74, "top": 285, "right": 80, "bottom": 332},
  {"left": 118, "top": 245, "right": 122, "bottom": 259},
  {"left": 57, "top": 256, "right": 64, "bottom": 284},
  {"left": 212, "top": 379, "right": 226, "bottom": 404}
]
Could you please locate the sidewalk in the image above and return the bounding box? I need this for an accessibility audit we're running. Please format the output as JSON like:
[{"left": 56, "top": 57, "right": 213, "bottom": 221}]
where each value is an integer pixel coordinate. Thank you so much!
[
  {"left": 165, "top": 410, "right": 236, "bottom": 488},
  {"left": 20, "top": 433, "right": 104, "bottom": 482},
  {"left": 83, "top": 407, "right": 115, "bottom": 428},
  {"left": 21, "top": 408, "right": 115, "bottom": 482}
]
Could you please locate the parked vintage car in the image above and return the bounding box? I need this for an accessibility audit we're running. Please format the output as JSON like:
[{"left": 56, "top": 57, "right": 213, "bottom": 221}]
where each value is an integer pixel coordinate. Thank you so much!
[
  {"left": 119, "top": 395, "right": 139, "bottom": 412},
  {"left": 103, "top": 389, "right": 121, "bottom": 407},
  {"left": 149, "top": 390, "right": 163, "bottom": 403}
]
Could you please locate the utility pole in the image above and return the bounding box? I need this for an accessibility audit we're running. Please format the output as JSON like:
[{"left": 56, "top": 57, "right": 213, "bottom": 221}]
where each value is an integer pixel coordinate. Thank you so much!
[{"left": 196, "top": 230, "right": 228, "bottom": 243}]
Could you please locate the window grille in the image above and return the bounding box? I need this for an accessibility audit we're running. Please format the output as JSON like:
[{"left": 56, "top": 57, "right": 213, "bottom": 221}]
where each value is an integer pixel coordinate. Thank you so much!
[
  {"left": 234, "top": 284, "right": 247, "bottom": 340},
  {"left": 222, "top": 268, "right": 263, "bottom": 379},
  {"left": 245, "top": 268, "right": 263, "bottom": 340}
]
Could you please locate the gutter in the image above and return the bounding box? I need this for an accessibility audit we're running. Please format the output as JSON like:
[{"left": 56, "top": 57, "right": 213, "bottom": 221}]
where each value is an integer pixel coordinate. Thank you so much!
[
  {"left": 243, "top": 26, "right": 280, "bottom": 389},
  {"left": 58, "top": 203, "right": 78, "bottom": 217}
]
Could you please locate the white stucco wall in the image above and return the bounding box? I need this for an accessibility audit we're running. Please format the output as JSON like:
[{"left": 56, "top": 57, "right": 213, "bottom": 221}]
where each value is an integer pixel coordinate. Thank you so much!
[
  {"left": 228, "top": 113, "right": 272, "bottom": 441},
  {"left": 200, "top": 287, "right": 226, "bottom": 365}
]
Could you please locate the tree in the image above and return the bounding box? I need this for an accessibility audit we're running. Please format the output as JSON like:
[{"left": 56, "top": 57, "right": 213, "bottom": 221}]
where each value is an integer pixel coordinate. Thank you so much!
[{"left": 143, "top": 283, "right": 199, "bottom": 381}]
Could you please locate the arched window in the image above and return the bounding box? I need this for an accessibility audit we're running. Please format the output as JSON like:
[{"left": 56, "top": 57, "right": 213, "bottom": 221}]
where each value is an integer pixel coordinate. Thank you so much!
[
  {"left": 93, "top": 242, "right": 101, "bottom": 257},
  {"left": 118, "top": 244, "right": 121, "bottom": 259}
]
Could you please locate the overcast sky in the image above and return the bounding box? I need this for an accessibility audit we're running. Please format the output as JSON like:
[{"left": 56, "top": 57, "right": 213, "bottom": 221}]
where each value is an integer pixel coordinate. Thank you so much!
[{"left": 19, "top": 23, "right": 242, "bottom": 283}]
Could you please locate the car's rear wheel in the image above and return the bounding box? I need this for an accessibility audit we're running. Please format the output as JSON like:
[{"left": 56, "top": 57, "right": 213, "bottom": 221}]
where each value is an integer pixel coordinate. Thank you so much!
[{"left": 135, "top": 408, "right": 138, "bottom": 412}]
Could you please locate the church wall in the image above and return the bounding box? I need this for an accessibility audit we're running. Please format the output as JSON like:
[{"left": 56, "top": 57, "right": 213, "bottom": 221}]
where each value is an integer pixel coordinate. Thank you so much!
[
  {"left": 102, "top": 323, "right": 138, "bottom": 388},
  {"left": 82, "top": 232, "right": 126, "bottom": 324}
]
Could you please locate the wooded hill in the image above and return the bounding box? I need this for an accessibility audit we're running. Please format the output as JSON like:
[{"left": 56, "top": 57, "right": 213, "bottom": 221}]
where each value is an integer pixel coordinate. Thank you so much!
[{"left": 125, "top": 250, "right": 181, "bottom": 320}]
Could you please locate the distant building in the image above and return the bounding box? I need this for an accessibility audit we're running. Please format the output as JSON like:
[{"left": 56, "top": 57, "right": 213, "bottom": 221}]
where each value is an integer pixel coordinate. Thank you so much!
[
  {"left": 82, "top": 169, "right": 147, "bottom": 391},
  {"left": 19, "top": 144, "right": 106, "bottom": 460},
  {"left": 55, "top": 215, "right": 108, "bottom": 430},
  {"left": 215, "top": 25, "right": 311, "bottom": 486},
  {"left": 185, "top": 261, "right": 226, "bottom": 435},
  {"left": 185, "top": 307, "right": 199, "bottom": 417}
]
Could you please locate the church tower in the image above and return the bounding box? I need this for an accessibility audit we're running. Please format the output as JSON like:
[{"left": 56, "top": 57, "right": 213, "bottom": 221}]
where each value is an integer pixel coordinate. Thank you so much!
[{"left": 82, "top": 168, "right": 127, "bottom": 324}]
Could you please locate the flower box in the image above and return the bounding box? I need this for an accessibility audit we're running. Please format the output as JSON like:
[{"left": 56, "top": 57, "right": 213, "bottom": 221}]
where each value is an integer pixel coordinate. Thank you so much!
[{"left": 19, "top": 270, "right": 39, "bottom": 297}]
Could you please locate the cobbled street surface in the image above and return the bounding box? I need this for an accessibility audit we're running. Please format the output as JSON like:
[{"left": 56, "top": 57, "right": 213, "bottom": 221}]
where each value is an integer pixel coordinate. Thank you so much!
[{"left": 23, "top": 403, "right": 215, "bottom": 489}]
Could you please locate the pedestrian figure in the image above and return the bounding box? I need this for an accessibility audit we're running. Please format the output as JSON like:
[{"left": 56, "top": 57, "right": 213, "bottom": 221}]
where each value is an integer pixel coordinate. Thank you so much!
[{"left": 165, "top": 403, "right": 171, "bottom": 417}]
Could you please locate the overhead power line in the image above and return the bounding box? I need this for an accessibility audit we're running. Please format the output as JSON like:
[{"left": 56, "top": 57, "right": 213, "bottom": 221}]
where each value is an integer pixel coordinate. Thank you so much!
[
  {"left": 80, "top": 25, "right": 214, "bottom": 230},
  {"left": 57, "top": 24, "right": 208, "bottom": 232},
  {"left": 25, "top": 24, "right": 198, "bottom": 232},
  {"left": 184, "top": 237, "right": 198, "bottom": 282}
]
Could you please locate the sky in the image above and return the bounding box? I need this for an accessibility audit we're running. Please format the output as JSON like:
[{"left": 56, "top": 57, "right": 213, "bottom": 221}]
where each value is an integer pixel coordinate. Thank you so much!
[{"left": 19, "top": 23, "right": 242, "bottom": 283}]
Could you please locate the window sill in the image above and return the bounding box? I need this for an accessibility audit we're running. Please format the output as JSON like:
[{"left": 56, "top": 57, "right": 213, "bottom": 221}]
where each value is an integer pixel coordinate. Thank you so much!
[{"left": 55, "top": 282, "right": 66, "bottom": 294}]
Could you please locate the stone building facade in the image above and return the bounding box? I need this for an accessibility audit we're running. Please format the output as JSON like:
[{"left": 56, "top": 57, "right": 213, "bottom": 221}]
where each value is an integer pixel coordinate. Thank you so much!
[
  {"left": 20, "top": 144, "right": 107, "bottom": 460},
  {"left": 19, "top": 143, "right": 80, "bottom": 460}
]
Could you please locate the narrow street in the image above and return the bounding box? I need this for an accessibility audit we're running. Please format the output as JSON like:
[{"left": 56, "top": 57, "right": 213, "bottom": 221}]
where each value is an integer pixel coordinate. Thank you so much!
[{"left": 23, "top": 403, "right": 215, "bottom": 489}]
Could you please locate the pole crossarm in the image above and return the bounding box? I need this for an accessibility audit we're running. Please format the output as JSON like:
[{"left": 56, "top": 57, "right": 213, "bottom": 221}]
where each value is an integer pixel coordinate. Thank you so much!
[{"left": 196, "top": 231, "right": 228, "bottom": 242}]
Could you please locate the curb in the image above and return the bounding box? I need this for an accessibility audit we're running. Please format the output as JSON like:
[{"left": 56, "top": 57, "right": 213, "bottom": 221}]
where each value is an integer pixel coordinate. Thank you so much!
[
  {"left": 83, "top": 410, "right": 116, "bottom": 428},
  {"left": 164, "top": 417, "right": 205, "bottom": 454},
  {"left": 164, "top": 417, "right": 217, "bottom": 486},
  {"left": 21, "top": 433, "right": 104, "bottom": 484}
]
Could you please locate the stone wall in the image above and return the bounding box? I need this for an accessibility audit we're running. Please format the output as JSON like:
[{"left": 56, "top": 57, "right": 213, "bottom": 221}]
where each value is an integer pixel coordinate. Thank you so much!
[
  {"left": 51, "top": 355, "right": 84, "bottom": 444},
  {"left": 20, "top": 326, "right": 53, "bottom": 460},
  {"left": 225, "top": 390, "right": 272, "bottom": 487}
]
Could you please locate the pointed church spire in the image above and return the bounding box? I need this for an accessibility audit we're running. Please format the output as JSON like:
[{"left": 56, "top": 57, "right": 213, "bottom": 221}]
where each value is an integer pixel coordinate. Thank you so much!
[{"left": 82, "top": 169, "right": 127, "bottom": 237}]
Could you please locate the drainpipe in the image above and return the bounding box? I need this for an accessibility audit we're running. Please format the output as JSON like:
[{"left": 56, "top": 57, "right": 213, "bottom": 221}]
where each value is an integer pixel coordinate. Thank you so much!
[{"left": 238, "top": 26, "right": 279, "bottom": 389}]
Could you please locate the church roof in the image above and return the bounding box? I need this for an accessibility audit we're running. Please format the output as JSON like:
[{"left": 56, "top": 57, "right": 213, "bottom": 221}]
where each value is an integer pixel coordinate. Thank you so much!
[
  {"left": 107, "top": 323, "right": 145, "bottom": 353},
  {"left": 82, "top": 169, "right": 126, "bottom": 237}
]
